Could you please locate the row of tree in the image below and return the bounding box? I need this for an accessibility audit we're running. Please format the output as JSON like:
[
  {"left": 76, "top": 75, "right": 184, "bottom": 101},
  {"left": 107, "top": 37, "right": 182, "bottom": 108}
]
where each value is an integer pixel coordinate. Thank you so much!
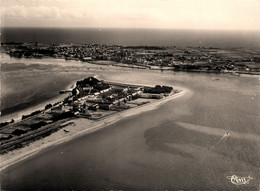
[{"left": 144, "top": 85, "right": 173, "bottom": 94}]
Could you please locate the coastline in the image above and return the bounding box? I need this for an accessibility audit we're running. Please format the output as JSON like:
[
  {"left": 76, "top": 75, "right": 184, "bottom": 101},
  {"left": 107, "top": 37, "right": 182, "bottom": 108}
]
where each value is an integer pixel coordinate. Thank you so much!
[
  {"left": 0, "top": 87, "right": 188, "bottom": 171},
  {"left": 0, "top": 79, "right": 78, "bottom": 123},
  {"left": 88, "top": 60, "right": 260, "bottom": 76}
]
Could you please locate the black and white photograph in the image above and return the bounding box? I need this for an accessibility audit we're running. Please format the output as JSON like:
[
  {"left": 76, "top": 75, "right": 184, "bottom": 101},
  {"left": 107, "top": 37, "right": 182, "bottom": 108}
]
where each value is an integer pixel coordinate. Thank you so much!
[{"left": 0, "top": 0, "right": 260, "bottom": 190}]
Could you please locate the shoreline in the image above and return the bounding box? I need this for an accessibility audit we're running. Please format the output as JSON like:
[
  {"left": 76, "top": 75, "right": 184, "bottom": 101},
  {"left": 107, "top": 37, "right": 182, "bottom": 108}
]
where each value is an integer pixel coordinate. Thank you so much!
[
  {"left": 0, "top": 87, "right": 188, "bottom": 171},
  {"left": 0, "top": 79, "right": 78, "bottom": 123},
  {"left": 2, "top": 52, "right": 259, "bottom": 77},
  {"left": 88, "top": 60, "right": 260, "bottom": 76}
]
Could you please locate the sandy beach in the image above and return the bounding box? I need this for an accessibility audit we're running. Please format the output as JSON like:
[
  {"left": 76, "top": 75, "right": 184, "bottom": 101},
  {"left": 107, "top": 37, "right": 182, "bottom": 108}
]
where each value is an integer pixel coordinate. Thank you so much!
[{"left": 0, "top": 87, "right": 187, "bottom": 171}]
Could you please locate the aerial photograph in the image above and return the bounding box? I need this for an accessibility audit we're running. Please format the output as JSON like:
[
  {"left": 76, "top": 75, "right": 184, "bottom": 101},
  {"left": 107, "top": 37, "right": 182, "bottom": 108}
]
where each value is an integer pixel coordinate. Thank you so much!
[{"left": 0, "top": 0, "right": 259, "bottom": 190}]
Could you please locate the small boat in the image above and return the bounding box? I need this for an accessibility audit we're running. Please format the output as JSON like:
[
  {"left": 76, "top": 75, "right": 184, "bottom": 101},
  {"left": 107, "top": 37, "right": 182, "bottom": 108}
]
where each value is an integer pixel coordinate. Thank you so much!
[{"left": 223, "top": 132, "right": 230, "bottom": 137}]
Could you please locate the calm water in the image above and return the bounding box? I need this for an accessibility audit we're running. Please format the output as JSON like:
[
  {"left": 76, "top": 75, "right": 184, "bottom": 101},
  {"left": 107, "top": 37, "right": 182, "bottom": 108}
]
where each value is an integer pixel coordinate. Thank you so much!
[
  {"left": 0, "top": 54, "right": 113, "bottom": 120},
  {"left": 2, "top": 27, "right": 260, "bottom": 47},
  {"left": 1, "top": 60, "right": 260, "bottom": 190}
]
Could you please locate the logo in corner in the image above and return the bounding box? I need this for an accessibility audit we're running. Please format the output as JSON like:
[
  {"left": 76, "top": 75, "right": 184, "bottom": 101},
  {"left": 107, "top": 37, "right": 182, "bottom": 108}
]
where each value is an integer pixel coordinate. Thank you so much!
[{"left": 226, "top": 175, "right": 253, "bottom": 185}]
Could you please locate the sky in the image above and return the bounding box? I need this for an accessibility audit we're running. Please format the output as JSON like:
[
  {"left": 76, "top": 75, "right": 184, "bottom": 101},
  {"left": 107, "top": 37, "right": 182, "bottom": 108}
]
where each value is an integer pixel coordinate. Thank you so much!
[{"left": 1, "top": 0, "right": 260, "bottom": 30}]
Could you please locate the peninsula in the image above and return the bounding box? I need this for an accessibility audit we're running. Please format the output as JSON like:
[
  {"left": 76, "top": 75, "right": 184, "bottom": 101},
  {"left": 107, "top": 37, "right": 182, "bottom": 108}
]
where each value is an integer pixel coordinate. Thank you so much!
[{"left": 0, "top": 76, "right": 183, "bottom": 170}]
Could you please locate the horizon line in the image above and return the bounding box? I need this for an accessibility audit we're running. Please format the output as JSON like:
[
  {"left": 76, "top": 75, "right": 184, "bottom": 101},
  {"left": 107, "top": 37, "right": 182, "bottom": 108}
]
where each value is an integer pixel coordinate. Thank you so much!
[{"left": 1, "top": 26, "right": 260, "bottom": 32}]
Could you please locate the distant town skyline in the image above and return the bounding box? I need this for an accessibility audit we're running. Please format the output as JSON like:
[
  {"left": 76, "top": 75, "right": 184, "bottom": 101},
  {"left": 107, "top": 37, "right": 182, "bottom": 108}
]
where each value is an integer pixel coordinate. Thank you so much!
[{"left": 1, "top": 0, "right": 260, "bottom": 30}]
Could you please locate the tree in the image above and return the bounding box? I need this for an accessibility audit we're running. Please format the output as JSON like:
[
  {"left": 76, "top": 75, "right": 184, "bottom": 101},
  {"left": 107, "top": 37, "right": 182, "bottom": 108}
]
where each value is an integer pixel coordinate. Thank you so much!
[
  {"left": 45, "top": 103, "right": 52, "bottom": 110},
  {"left": 72, "top": 88, "right": 78, "bottom": 96}
]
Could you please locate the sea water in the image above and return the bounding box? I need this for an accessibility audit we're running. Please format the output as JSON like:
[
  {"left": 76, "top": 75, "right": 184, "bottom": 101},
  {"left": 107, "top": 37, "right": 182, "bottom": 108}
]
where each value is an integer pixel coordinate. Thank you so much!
[{"left": 1, "top": 68, "right": 259, "bottom": 190}]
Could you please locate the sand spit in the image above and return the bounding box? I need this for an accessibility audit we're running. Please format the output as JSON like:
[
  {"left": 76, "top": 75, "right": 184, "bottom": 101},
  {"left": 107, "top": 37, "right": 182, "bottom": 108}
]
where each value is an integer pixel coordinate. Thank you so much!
[{"left": 0, "top": 88, "right": 188, "bottom": 171}]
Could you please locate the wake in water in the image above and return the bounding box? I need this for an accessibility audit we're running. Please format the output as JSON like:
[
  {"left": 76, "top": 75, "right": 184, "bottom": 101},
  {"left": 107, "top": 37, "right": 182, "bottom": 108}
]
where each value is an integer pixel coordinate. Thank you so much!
[{"left": 211, "top": 132, "right": 230, "bottom": 149}]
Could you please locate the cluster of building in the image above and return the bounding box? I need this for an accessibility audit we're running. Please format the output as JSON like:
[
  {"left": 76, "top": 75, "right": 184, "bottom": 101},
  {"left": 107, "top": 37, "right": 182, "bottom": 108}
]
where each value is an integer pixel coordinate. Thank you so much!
[
  {"left": 56, "top": 76, "right": 172, "bottom": 118},
  {"left": 0, "top": 76, "right": 174, "bottom": 153},
  {"left": 2, "top": 42, "right": 259, "bottom": 74}
]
